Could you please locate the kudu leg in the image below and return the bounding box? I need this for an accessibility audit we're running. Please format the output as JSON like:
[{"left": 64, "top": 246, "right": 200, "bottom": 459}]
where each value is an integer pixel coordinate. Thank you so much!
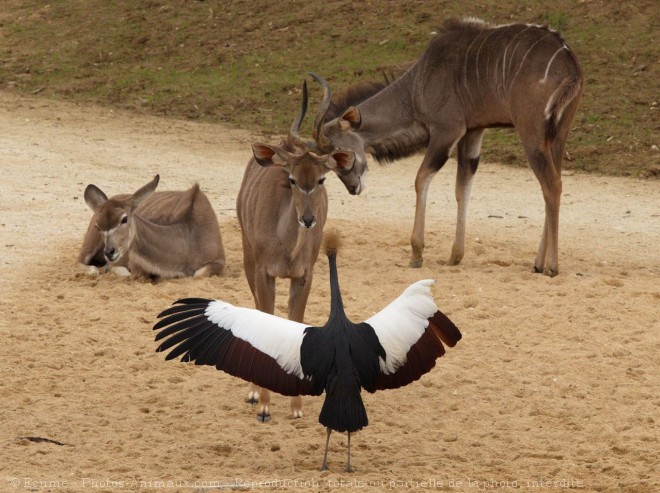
[
  {"left": 243, "top": 247, "right": 261, "bottom": 405},
  {"left": 410, "top": 132, "right": 464, "bottom": 268},
  {"left": 246, "top": 384, "right": 260, "bottom": 405},
  {"left": 449, "top": 129, "right": 484, "bottom": 265},
  {"left": 410, "top": 166, "right": 437, "bottom": 268},
  {"left": 526, "top": 146, "right": 562, "bottom": 276},
  {"left": 287, "top": 274, "right": 314, "bottom": 419},
  {"left": 252, "top": 269, "right": 276, "bottom": 422},
  {"left": 257, "top": 387, "right": 272, "bottom": 423},
  {"left": 193, "top": 260, "right": 224, "bottom": 277}
]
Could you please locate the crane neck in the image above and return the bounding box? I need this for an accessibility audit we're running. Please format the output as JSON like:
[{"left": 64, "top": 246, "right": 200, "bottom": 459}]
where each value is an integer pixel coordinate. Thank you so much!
[{"left": 327, "top": 253, "right": 346, "bottom": 320}]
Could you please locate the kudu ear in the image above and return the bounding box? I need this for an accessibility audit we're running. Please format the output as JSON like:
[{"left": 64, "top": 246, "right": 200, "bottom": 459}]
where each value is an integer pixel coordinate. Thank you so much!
[
  {"left": 252, "top": 143, "right": 295, "bottom": 168},
  {"left": 325, "top": 150, "right": 356, "bottom": 173},
  {"left": 338, "top": 106, "right": 361, "bottom": 131},
  {"left": 84, "top": 184, "right": 108, "bottom": 212},
  {"left": 131, "top": 175, "right": 160, "bottom": 208}
]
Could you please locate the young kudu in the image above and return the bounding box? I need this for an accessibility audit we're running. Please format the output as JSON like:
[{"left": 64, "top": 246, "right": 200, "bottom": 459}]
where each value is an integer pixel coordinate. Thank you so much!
[
  {"left": 310, "top": 18, "right": 583, "bottom": 276},
  {"left": 236, "top": 83, "right": 356, "bottom": 421},
  {"left": 79, "top": 175, "right": 225, "bottom": 279}
]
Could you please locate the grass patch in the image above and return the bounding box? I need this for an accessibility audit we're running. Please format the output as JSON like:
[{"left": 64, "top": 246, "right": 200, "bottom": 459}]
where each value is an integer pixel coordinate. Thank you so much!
[{"left": 0, "top": 0, "right": 657, "bottom": 177}]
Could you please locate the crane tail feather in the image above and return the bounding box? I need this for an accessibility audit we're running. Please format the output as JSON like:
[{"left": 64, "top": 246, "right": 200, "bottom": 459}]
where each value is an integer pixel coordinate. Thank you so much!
[{"left": 319, "top": 385, "right": 368, "bottom": 433}]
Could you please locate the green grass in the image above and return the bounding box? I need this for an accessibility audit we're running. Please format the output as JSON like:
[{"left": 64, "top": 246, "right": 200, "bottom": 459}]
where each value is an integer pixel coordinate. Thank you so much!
[{"left": 0, "top": 0, "right": 657, "bottom": 177}]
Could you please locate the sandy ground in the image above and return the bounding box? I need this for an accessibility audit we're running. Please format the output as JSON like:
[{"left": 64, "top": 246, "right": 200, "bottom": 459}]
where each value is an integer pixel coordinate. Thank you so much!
[{"left": 0, "top": 91, "right": 658, "bottom": 493}]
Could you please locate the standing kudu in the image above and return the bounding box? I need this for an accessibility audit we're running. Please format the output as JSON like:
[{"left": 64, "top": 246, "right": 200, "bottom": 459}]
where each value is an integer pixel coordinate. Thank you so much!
[
  {"left": 79, "top": 175, "right": 225, "bottom": 279},
  {"left": 310, "top": 18, "right": 583, "bottom": 276},
  {"left": 236, "top": 83, "right": 356, "bottom": 421}
]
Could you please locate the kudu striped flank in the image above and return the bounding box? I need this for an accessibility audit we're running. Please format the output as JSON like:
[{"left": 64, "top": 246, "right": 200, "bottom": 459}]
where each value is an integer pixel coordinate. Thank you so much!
[{"left": 310, "top": 18, "right": 583, "bottom": 276}]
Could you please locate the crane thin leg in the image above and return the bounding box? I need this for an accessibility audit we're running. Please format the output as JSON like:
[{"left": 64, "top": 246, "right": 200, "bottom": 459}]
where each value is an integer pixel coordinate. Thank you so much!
[
  {"left": 320, "top": 428, "right": 331, "bottom": 471},
  {"left": 345, "top": 431, "right": 355, "bottom": 472}
]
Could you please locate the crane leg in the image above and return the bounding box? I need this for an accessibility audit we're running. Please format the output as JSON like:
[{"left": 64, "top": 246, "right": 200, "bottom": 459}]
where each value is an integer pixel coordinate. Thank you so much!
[
  {"left": 320, "top": 428, "right": 331, "bottom": 471},
  {"left": 345, "top": 431, "right": 355, "bottom": 473}
]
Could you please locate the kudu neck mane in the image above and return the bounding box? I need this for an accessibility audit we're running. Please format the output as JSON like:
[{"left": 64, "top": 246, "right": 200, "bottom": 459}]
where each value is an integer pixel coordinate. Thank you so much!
[
  {"left": 324, "top": 81, "right": 389, "bottom": 122},
  {"left": 356, "top": 72, "right": 430, "bottom": 164},
  {"left": 435, "top": 17, "right": 490, "bottom": 34},
  {"left": 325, "top": 77, "right": 429, "bottom": 164}
]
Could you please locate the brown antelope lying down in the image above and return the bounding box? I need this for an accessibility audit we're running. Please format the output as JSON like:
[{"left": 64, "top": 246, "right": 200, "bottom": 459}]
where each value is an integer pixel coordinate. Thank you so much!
[
  {"left": 236, "top": 82, "right": 356, "bottom": 422},
  {"left": 309, "top": 18, "right": 583, "bottom": 276},
  {"left": 79, "top": 175, "right": 225, "bottom": 279}
]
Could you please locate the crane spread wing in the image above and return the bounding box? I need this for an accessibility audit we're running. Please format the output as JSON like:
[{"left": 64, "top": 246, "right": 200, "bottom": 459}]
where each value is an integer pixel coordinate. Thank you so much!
[
  {"left": 364, "top": 280, "right": 462, "bottom": 391},
  {"left": 153, "top": 298, "right": 321, "bottom": 396}
]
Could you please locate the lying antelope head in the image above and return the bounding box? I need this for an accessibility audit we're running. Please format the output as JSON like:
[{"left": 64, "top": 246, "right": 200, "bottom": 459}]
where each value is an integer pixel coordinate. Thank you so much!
[
  {"left": 251, "top": 144, "right": 355, "bottom": 229},
  {"left": 84, "top": 175, "right": 160, "bottom": 263}
]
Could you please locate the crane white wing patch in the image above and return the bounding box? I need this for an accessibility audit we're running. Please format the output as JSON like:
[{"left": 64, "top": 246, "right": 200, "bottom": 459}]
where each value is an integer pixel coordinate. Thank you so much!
[
  {"left": 205, "top": 300, "right": 308, "bottom": 378},
  {"left": 366, "top": 279, "right": 439, "bottom": 374}
]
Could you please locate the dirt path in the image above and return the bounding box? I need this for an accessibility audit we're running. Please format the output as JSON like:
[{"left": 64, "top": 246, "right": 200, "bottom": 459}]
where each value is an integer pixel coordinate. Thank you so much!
[{"left": 1, "top": 91, "right": 658, "bottom": 492}]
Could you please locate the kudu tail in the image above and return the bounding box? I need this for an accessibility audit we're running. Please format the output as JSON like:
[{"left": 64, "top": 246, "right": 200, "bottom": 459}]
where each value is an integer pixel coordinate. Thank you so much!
[{"left": 544, "top": 75, "right": 582, "bottom": 143}]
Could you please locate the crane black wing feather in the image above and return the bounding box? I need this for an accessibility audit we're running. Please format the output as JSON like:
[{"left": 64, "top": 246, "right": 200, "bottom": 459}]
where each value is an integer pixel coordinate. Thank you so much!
[
  {"left": 347, "top": 323, "right": 385, "bottom": 392},
  {"left": 154, "top": 299, "right": 321, "bottom": 397}
]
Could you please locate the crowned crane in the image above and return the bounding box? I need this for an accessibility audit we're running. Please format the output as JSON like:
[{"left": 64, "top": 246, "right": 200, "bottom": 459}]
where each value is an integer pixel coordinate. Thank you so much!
[{"left": 153, "top": 231, "right": 462, "bottom": 472}]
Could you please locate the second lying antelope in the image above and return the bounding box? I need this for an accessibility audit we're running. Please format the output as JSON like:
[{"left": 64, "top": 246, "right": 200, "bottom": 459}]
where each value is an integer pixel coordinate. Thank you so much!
[{"left": 236, "top": 83, "right": 356, "bottom": 421}]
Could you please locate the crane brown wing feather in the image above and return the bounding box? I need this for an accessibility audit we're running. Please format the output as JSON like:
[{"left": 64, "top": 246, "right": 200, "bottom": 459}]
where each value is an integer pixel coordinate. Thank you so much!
[
  {"left": 364, "top": 280, "right": 461, "bottom": 391},
  {"left": 154, "top": 299, "right": 320, "bottom": 397},
  {"left": 428, "top": 310, "right": 462, "bottom": 347},
  {"left": 374, "top": 315, "right": 445, "bottom": 390}
]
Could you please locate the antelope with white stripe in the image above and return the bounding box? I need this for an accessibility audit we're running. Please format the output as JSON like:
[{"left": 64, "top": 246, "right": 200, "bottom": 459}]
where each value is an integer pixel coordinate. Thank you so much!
[
  {"left": 310, "top": 18, "right": 583, "bottom": 276},
  {"left": 236, "top": 82, "right": 356, "bottom": 421}
]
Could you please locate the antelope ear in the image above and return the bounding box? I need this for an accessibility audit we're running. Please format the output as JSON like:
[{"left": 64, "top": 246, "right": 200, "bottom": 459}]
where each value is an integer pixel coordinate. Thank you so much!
[
  {"left": 326, "top": 150, "right": 356, "bottom": 172},
  {"left": 131, "top": 174, "right": 160, "bottom": 207},
  {"left": 84, "top": 184, "right": 108, "bottom": 211},
  {"left": 339, "top": 106, "right": 361, "bottom": 131},
  {"left": 252, "top": 143, "right": 294, "bottom": 168}
]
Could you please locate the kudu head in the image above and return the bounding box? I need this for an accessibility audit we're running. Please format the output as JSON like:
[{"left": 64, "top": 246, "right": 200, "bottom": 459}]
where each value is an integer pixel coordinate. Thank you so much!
[
  {"left": 84, "top": 175, "right": 160, "bottom": 263},
  {"left": 251, "top": 143, "right": 355, "bottom": 229},
  {"left": 306, "top": 72, "right": 368, "bottom": 196},
  {"left": 250, "top": 80, "right": 356, "bottom": 229}
]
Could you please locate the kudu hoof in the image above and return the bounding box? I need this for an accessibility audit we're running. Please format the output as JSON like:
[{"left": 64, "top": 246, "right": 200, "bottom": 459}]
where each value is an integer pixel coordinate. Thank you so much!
[
  {"left": 246, "top": 390, "right": 259, "bottom": 405},
  {"left": 409, "top": 258, "right": 423, "bottom": 268},
  {"left": 256, "top": 412, "right": 271, "bottom": 423},
  {"left": 448, "top": 247, "right": 464, "bottom": 266},
  {"left": 532, "top": 265, "right": 558, "bottom": 277}
]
